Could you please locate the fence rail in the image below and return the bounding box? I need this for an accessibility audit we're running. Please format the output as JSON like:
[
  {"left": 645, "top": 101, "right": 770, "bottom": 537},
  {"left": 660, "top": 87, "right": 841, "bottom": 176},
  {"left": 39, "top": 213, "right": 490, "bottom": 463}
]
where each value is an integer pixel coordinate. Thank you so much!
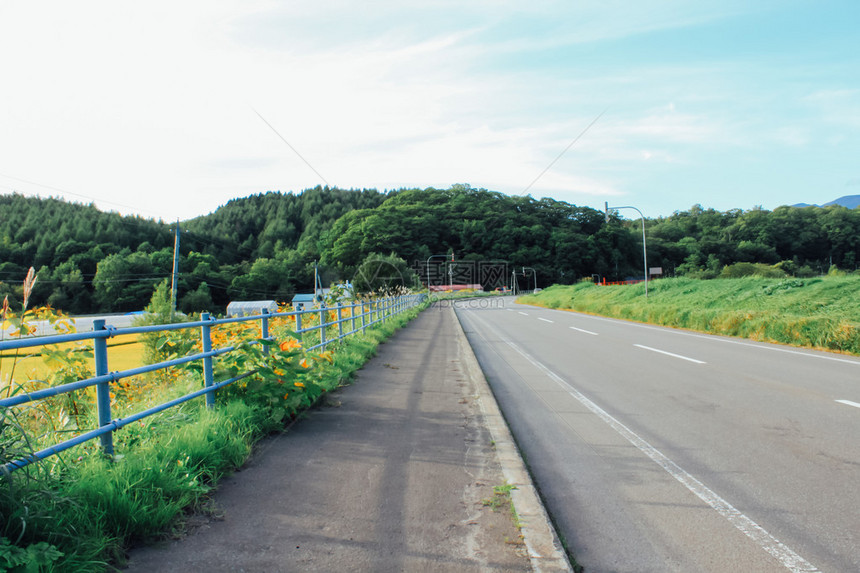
[{"left": 0, "top": 294, "right": 425, "bottom": 473}]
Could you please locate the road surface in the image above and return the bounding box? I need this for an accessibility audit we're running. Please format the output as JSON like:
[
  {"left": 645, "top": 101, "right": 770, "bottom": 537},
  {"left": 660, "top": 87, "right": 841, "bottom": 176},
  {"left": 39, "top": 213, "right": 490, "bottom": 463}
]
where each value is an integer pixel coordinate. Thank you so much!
[{"left": 454, "top": 296, "right": 859, "bottom": 572}]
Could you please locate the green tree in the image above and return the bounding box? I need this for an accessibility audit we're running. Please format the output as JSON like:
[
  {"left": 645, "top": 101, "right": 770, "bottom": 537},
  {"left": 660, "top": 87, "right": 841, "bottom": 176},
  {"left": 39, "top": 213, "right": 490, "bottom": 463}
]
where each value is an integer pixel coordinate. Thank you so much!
[{"left": 179, "top": 282, "right": 214, "bottom": 314}]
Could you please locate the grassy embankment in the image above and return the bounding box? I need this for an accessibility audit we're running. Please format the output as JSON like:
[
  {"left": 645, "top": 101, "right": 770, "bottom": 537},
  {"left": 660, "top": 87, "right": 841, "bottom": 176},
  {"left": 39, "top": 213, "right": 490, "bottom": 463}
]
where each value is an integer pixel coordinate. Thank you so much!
[
  {"left": 1, "top": 301, "right": 428, "bottom": 571},
  {"left": 519, "top": 276, "right": 860, "bottom": 356}
]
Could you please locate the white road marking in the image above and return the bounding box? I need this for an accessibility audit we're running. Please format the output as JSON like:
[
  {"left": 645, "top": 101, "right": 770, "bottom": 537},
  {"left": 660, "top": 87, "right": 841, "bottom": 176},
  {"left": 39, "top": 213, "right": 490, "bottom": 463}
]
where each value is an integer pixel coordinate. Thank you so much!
[
  {"left": 836, "top": 399, "right": 860, "bottom": 409},
  {"left": 538, "top": 317, "right": 554, "bottom": 323},
  {"left": 536, "top": 306, "right": 860, "bottom": 367},
  {"left": 518, "top": 312, "right": 529, "bottom": 316},
  {"left": 570, "top": 326, "right": 598, "bottom": 336},
  {"left": 499, "top": 337, "right": 820, "bottom": 573},
  {"left": 634, "top": 344, "right": 706, "bottom": 364}
]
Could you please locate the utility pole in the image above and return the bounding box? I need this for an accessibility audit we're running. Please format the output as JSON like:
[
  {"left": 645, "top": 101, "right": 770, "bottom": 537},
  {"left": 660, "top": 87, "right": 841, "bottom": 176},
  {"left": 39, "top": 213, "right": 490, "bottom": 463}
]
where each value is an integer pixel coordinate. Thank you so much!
[{"left": 170, "top": 221, "right": 180, "bottom": 321}]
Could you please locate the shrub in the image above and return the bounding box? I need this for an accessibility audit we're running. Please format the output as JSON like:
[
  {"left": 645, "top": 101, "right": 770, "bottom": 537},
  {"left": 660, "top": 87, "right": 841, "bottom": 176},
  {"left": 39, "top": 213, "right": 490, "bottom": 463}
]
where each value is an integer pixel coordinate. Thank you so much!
[{"left": 720, "top": 262, "right": 786, "bottom": 279}]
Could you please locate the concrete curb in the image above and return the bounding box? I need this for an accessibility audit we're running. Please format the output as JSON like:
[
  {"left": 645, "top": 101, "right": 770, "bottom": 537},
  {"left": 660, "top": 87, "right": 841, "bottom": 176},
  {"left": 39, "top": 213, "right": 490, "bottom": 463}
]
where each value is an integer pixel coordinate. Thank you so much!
[{"left": 451, "top": 307, "right": 574, "bottom": 573}]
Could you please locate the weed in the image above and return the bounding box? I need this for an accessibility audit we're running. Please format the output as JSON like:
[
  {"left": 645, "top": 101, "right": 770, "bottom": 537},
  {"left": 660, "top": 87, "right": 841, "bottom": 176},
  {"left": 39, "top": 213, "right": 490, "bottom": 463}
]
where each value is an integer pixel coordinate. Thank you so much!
[{"left": 483, "top": 482, "right": 518, "bottom": 511}]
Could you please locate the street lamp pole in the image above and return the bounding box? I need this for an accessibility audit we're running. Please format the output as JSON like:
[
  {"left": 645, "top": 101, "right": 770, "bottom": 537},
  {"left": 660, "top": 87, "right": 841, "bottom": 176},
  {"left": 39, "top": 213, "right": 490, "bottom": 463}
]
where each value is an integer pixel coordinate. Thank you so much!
[
  {"left": 605, "top": 202, "right": 648, "bottom": 298},
  {"left": 426, "top": 253, "right": 452, "bottom": 290},
  {"left": 522, "top": 266, "right": 537, "bottom": 292}
]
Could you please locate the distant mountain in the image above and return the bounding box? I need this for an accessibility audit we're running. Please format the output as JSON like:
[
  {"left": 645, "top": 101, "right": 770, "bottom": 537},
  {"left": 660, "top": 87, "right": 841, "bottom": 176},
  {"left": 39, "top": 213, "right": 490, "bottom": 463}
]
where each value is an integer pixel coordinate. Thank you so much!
[
  {"left": 790, "top": 195, "right": 860, "bottom": 209},
  {"left": 823, "top": 195, "right": 860, "bottom": 209}
]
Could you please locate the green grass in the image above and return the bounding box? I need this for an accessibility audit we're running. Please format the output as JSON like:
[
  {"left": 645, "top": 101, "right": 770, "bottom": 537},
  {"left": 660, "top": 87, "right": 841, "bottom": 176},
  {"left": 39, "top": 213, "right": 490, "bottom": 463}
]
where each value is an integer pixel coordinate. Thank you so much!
[
  {"left": 520, "top": 276, "right": 860, "bottom": 355},
  {"left": 1, "top": 303, "right": 427, "bottom": 571}
]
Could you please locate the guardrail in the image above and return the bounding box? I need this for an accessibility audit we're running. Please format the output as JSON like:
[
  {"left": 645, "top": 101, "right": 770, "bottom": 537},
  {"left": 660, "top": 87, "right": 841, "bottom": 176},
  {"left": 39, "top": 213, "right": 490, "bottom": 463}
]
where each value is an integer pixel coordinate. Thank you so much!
[{"left": 0, "top": 294, "right": 425, "bottom": 473}]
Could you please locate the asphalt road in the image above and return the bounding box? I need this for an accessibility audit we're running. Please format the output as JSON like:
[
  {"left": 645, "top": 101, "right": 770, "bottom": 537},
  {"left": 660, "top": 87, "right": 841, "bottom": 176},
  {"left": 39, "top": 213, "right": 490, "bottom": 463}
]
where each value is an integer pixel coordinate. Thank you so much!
[{"left": 454, "top": 296, "right": 860, "bottom": 573}]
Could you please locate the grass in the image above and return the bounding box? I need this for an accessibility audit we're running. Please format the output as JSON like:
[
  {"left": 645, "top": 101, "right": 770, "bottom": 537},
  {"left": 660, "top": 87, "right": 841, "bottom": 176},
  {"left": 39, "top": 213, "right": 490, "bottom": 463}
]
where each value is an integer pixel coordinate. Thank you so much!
[
  {"left": 1, "top": 302, "right": 428, "bottom": 571},
  {"left": 483, "top": 482, "right": 517, "bottom": 511},
  {"left": 519, "top": 276, "right": 860, "bottom": 355}
]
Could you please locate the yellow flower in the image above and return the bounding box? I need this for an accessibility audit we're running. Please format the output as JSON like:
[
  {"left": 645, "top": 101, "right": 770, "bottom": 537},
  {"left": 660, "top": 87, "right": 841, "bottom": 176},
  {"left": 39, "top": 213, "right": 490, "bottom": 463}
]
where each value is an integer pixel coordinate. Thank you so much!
[
  {"left": 294, "top": 382, "right": 305, "bottom": 388},
  {"left": 283, "top": 392, "right": 290, "bottom": 399},
  {"left": 300, "top": 358, "right": 310, "bottom": 369},
  {"left": 279, "top": 338, "right": 302, "bottom": 351}
]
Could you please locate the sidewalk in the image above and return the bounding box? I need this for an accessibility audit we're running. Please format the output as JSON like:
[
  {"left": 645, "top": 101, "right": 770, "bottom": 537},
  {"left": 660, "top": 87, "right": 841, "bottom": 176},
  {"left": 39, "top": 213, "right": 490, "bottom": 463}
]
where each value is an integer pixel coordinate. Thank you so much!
[{"left": 125, "top": 305, "right": 569, "bottom": 572}]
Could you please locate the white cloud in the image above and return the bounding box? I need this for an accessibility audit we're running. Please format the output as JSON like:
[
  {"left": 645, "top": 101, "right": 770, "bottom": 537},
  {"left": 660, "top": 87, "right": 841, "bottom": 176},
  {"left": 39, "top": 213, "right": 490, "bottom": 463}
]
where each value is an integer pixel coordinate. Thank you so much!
[{"left": 0, "top": 0, "right": 856, "bottom": 220}]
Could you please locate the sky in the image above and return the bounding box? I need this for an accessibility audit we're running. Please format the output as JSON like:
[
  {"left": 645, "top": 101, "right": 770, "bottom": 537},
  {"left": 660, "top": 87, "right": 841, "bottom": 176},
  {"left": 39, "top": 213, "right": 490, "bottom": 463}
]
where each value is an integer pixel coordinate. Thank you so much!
[{"left": 1, "top": 0, "right": 858, "bottom": 222}]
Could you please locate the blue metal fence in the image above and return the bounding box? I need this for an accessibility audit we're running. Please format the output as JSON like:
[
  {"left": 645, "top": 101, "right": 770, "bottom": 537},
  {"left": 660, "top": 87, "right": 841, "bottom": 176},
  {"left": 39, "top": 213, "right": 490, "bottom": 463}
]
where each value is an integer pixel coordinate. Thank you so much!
[{"left": 0, "top": 294, "right": 425, "bottom": 473}]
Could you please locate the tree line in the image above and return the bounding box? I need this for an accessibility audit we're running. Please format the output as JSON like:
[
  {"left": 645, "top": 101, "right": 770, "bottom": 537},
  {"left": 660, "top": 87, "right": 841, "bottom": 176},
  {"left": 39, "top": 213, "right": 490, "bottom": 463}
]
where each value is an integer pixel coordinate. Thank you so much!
[{"left": 2, "top": 186, "right": 858, "bottom": 315}]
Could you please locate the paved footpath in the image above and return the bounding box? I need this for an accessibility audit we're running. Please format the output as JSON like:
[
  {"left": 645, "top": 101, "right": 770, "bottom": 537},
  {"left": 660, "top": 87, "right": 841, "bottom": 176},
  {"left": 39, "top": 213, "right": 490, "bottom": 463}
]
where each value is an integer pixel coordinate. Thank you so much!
[{"left": 125, "top": 305, "right": 570, "bottom": 572}]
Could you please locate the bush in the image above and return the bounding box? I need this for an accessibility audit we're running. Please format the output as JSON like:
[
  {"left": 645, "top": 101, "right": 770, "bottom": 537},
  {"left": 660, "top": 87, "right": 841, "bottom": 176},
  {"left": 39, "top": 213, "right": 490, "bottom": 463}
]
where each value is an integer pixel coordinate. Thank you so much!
[{"left": 720, "top": 262, "right": 786, "bottom": 279}]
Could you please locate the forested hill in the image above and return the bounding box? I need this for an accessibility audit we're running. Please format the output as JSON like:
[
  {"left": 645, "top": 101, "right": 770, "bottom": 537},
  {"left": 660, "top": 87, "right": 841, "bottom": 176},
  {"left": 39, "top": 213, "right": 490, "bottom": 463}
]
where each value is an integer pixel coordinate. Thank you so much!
[
  {"left": 184, "top": 187, "right": 391, "bottom": 260},
  {"left": 2, "top": 186, "right": 859, "bottom": 316},
  {"left": 0, "top": 187, "right": 391, "bottom": 314},
  {"left": 319, "top": 186, "right": 623, "bottom": 286}
]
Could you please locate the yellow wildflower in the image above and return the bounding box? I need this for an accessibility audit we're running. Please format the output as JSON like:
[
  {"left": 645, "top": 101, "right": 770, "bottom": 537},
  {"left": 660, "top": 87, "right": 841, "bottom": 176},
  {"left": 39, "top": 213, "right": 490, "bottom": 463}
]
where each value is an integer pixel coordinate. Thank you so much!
[{"left": 279, "top": 338, "right": 302, "bottom": 351}]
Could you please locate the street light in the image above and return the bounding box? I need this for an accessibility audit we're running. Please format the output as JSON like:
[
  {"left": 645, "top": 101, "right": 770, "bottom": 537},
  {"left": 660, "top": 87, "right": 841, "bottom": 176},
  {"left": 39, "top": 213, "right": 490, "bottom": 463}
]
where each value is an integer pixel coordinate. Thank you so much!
[
  {"left": 426, "top": 253, "right": 453, "bottom": 290},
  {"left": 522, "top": 266, "right": 537, "bottom": 292},
  {"left": 605, "top": 202, "right": 648, "bottom": 298},
  {"left": 511, "top": 267, "right": 537, "bottom": 293}
]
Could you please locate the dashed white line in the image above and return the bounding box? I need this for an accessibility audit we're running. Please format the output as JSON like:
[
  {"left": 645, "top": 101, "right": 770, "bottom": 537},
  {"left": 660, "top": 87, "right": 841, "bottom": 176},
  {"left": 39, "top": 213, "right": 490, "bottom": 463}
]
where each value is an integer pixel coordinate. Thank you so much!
[
  {"left": 518, "top": 312, "right": 529, "bottom": 316},
  {"left": 537, "top": 307, "right": 860, "bottom": 367},
  {"left": 634, "top": 344, "right": 706, "bottom": 364},
  {"left": 538, "top": 317, "right": 554, "bottom": 323},
  {"left": 498, "top": 337, "right": 819, "bottom": 573},
  {"left": 836, "top": 399, "right": 860, "bottom": 409},
  {"left": 570, "top": 326, "right": 598, "bottom": 336}
]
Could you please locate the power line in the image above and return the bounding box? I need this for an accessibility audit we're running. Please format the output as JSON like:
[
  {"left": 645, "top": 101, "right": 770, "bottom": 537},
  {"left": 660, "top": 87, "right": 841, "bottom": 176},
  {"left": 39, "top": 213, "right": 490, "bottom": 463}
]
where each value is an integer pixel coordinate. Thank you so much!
[
  {"left": 520, "top": 108, "right": 607, "bottom": 196},
  {"left": 0, "top": 173, "right": 167, "bottom": 219}
]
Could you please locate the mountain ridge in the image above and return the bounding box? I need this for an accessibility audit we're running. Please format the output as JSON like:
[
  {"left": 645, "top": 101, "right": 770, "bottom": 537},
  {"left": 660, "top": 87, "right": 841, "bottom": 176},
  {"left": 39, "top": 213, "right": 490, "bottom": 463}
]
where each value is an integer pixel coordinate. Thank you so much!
[{"left": 790, "top": 194, "right": 860, "bottom": 209}]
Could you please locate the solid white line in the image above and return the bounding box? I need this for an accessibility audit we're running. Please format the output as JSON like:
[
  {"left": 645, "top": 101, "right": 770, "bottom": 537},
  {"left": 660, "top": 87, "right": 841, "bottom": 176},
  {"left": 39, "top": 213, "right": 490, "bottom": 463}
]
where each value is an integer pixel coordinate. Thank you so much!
[
  {"left": 570, "top": 326, "right": 598, "bottom": 336},
  {"left": 518, "top": 312, "right": 529, "bottom": 316},
  {"left": 836, "top": 399, "right": 860, "bottom": 409},
  {"left": 538, "top": 317, "right": 554, "bottom": 323},
  {"left": 537, "top": 306, "right": 860, "bottom": 367},
  {"left": 634, "top": 344, "right": 706, "bottom": 364},
  {"left": 499, "top": 338, "right": 819, "bottom": 573}
]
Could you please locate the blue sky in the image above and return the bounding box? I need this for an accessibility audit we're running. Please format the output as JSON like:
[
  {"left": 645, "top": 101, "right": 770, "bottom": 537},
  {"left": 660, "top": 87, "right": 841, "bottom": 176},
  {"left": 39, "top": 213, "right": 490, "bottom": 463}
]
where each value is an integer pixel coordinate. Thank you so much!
[{"left": 1, "top": 0, "right": 857, "bottom": 222}]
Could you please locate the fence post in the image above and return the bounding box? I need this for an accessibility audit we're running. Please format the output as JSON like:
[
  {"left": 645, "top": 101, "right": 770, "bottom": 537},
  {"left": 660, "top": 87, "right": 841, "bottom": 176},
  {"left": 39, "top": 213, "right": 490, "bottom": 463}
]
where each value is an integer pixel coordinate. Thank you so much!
[
  {"left": 319, "top": 304, "right": 327, "bottom": 350},
  {"left": 296, "top": 309, "right": 304, "bottom": 347},
  {"left": 351, "top": 301, "right": 357, "bottom": 334},
  {"left": 93, "top": 319, "right": 113, "bottom": 455},
  {"left": 337, "top": 303, "right": 343, "bottom": 339},
  {"left": 201, "top": 312, "right": 215, "bottom": 409},
  {"left": 261, "top": 309, "right": 270, "bottom": 356},
  {"left": 361, "top": 301, "right": 367, "bottom": 333}
]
